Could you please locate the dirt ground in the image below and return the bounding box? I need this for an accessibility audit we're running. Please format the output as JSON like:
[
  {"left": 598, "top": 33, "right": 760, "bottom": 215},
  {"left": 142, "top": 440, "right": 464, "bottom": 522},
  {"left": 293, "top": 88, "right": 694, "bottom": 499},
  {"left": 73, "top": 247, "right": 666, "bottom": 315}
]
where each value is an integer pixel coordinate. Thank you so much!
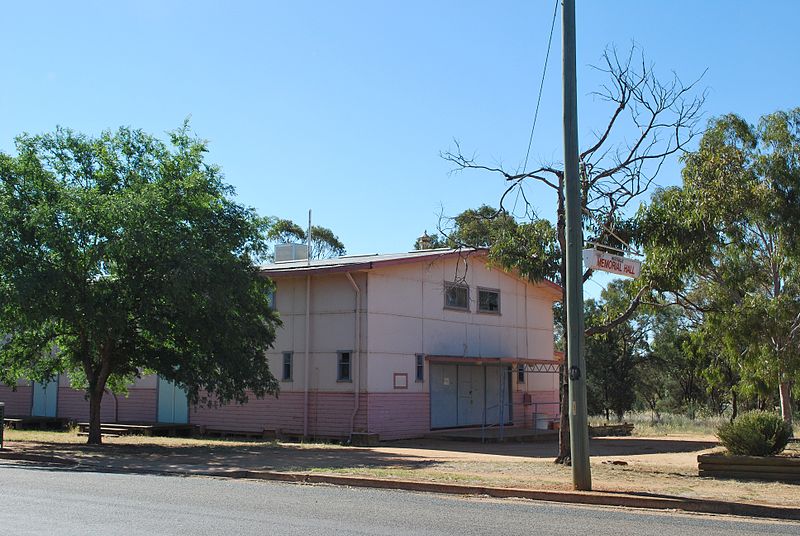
[{"left": 2, "top": 430, "right": 798, "bottom": 508}]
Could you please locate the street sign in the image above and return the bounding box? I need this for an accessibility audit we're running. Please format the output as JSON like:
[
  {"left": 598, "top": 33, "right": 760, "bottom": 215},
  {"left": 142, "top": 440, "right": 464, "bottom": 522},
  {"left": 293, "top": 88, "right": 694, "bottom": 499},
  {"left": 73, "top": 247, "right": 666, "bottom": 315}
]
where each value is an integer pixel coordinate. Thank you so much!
[{"left": 582, "top": 248, "right": 641, "bottom": 279}]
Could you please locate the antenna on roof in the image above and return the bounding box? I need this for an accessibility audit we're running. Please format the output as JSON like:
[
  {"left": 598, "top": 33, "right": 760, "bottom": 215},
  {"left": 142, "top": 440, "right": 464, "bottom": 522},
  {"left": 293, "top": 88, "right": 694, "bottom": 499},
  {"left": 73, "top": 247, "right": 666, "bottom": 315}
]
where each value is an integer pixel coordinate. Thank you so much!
[{"left": 307, "top": 209, "right": 312, "bottom": 266}]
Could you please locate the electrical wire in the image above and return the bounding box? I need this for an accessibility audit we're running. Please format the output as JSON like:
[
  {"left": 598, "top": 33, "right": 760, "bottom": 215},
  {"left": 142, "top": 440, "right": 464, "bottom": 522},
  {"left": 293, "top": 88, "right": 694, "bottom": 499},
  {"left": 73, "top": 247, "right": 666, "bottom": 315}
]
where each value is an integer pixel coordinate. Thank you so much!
[{"left": 521, "top": 0, "right": 560, "bottom": 173}]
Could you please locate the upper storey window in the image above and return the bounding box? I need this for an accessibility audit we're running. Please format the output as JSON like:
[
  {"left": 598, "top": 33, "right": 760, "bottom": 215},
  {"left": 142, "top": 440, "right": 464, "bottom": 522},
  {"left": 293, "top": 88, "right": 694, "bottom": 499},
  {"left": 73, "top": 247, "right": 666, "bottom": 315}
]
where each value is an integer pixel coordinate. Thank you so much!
[
  {"left": 477, "top": 288, "right": 500, "bottom": 314},
  {"left": 444, "top": 282, "right": 469, "bottom": 311}
]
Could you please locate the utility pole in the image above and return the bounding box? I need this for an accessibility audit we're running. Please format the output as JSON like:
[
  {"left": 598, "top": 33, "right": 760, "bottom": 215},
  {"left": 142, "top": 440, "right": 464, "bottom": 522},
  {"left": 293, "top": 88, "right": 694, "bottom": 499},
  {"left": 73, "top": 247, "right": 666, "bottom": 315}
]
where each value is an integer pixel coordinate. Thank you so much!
[{"left": 562, "top": 0, "right": 592, "bottom": 490}]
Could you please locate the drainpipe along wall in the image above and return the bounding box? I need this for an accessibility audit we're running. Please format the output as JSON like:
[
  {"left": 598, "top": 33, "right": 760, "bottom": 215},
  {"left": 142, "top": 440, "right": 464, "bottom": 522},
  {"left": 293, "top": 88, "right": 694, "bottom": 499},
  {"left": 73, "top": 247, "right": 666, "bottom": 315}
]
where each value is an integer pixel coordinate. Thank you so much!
[
  {"left": 303, "top": 274, "right": 311, "bottom": 438},
  {"left": 346, "top": 272, "right": 361, "bottom": 438}
]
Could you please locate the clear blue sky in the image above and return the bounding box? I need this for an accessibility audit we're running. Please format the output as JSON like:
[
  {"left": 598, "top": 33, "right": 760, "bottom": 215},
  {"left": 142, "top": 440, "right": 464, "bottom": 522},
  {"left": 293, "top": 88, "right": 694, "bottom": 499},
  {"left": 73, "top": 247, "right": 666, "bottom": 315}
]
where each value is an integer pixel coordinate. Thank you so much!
[{"left": 1, "top": 1, "right": 797, "bottom": 267}]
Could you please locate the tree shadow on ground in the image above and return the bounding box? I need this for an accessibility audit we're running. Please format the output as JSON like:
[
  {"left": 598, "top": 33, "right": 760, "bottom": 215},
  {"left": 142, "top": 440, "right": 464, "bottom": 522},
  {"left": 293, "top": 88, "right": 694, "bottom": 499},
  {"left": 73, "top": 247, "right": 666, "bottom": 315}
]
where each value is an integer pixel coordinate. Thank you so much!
[
  {"left": 0, "top": 440, "right": 441, "bottom": 476},
  {"left": 0, "top": 434, "right": 719, "bottom": 479},
  {"left": 385, "top": 437, "right": 718, "bottom": 459}
]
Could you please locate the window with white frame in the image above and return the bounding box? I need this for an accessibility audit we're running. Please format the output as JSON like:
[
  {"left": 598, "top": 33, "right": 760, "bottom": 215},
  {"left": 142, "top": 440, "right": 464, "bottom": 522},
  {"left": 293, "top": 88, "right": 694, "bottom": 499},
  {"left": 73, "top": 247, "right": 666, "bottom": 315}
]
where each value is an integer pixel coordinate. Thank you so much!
[
  {"left": 282, "top": 351, "right": 293, "bottom": 381},
  {"left": 337, "top": 351, "right": 352, "bottom": 382},
  {"left": 517, "top": 364, "right": 525, "bottom": 384},
  {"left": 444, "top": 282, "right": 469, "bottom": 311},
  {"left": 478, "top": 287, "right": 500, "bottom": 313}
]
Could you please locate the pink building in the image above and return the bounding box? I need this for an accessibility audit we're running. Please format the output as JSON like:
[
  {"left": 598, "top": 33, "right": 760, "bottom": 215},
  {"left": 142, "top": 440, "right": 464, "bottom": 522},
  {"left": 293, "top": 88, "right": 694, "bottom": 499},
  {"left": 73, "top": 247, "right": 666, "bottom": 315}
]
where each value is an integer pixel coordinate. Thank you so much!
[{"left": 1, "top": 248, "right": 561, "bottom": 440}]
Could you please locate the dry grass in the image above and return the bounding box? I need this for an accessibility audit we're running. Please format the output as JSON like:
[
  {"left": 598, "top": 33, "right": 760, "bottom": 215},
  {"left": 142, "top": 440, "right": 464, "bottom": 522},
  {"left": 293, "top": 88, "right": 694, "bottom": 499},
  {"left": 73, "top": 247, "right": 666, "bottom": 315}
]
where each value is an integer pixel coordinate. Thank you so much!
[
  {"left": 3, "top": 427, "right": 799, "bottom": 508},
  {"left": 2, "top": 427, "right": 355, "bottom": 451},
  {"left": 591, "top": 411, "right": 800, "bottom": 438},
  {"left": 2, "top": 428, "right": 282, "bottom": 448}
]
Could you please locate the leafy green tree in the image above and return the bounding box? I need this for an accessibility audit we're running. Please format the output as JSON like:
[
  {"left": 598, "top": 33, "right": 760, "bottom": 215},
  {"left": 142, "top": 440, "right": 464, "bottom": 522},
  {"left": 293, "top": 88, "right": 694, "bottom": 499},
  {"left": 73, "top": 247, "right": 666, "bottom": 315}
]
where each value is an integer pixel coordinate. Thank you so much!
[
  {"left": 584, "top": 280, "right": 651, "bottom": 421},
  {"left": 266, "top": 218, "right": 345, "bottom": 259},
  {"left": 640, "top": 109, "right": 800, "bottom": 423},
  {"left": 412, "top": 230, "right": 447, "bottom": 250},
  {"left": 444, "top": 47, "right": 705, "bottom": 462},
  {"left": 0, "top": 125, "right": 281, "bottom": 444},
  {"left": 267, "top": 218, "right": 307, "bottom": 244},
  {"left": 421, "top": 205, "right": 561, "bottom": 283}
]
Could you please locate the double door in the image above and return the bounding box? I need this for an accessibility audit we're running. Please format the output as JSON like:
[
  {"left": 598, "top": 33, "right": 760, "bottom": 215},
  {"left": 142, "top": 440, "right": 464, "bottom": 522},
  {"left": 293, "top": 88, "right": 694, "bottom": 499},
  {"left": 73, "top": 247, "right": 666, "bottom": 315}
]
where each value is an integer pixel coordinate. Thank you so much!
[
  {"left": 430, "top": 364, "right": 510, "bottom": 429},
  {"left": 32, "top": 378, "right": 58, "bottom": 417},
  {"left": 157, "top": 377, "right": 189, "bottom": 424}
]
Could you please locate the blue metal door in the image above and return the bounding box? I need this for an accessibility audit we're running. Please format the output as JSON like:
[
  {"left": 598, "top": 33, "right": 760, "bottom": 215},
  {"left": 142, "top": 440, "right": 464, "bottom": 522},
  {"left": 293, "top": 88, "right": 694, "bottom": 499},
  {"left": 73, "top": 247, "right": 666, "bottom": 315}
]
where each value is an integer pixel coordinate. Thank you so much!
[
  {"left": 157, "top": 377, "right": 189, "bottom": 424},
  {"left": 31, "top": 378, "right": 58, "bottom": 417},
  {"left": 457, "top": 365, "right": 484, "bottom": 426},
  {"left": 430, "top": 364, "right": 458, "bottom": 428},
  {"left": 484, "top": 365, "right": 511, "bottom": 425}
]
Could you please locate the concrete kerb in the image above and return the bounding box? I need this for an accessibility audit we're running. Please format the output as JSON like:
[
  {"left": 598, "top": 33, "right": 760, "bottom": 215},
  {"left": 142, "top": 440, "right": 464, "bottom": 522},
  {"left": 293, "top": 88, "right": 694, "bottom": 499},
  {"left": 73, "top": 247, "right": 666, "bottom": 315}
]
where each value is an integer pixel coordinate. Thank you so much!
[
  {"left": 1, "top": 450, "right": 798, "bottom": 521},
  {"left": 222, "top": 470, "right": 800, "bottom": 521}
]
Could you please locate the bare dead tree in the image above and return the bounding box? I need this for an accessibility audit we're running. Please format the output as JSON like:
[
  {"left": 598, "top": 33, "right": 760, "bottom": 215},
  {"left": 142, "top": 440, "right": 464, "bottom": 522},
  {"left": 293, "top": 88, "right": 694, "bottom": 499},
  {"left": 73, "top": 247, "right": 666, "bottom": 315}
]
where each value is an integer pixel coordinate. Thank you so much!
[{"left": 441, "top": 45, "right": 706, "bottom": 463}]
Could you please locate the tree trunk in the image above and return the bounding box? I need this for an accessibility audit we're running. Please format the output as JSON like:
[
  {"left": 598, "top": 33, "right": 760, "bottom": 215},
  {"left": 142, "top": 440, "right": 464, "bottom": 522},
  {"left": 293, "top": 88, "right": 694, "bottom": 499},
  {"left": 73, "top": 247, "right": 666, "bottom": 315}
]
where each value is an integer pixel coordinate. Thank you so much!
[
  {"left": 730, "top": 390, "right": 738, "bottom": 422},
  {"left": 87, "top": 388, "right": 103, "bottom": 445},
  {"left": 556, "top": 365, "right": 570, "bottom": 464},
  {"left": 779, "top": 379, "right": 793, "bottom": 425},
  {"left": 82, "top": 341, "right": 114, "bottom": 446},
  {"left": 555, "top": 191, "right": 571, "bottom": 465}
]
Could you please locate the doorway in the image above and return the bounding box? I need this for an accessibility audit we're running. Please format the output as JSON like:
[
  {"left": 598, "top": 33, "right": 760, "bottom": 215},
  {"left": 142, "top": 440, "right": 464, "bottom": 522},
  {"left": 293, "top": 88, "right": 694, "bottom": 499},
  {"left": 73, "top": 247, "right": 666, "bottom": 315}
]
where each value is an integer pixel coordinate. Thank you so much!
[
  {"left": 157, "top": 377, "right": 189, "bottom": 423},
  {"left": 31, "top": 377, "right": 58, "bottom": 417}
]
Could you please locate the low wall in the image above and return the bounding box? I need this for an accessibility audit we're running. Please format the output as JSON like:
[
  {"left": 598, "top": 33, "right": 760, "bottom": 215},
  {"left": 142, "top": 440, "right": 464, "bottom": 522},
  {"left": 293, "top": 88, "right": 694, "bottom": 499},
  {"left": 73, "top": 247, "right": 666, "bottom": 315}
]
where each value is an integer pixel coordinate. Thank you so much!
[{"left": 698, "top": 452, "right": 800, "bottom": 482}]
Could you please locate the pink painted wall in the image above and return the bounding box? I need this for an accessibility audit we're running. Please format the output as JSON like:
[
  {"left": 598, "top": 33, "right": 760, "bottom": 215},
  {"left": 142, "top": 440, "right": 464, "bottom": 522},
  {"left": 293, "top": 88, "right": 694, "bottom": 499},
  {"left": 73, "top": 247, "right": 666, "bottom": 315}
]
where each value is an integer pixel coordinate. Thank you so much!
[
  {"left": 512, "top": 389, "right": 560, "bottom": 429},
  {"left": 308, "top": 392, "right": 367, "bottom": 438},
  {"left": 0, "top": 383, "right": 32, "bottom": 417},
  {"left": 57, "top": 388, "right": 116, "bottom": 422},
  {"left": 50, "top": 386, "right": 156, "bottom": 423},
  {"left": 190, "top": 391, "right": 368, "bottom": 439},
  {"left": 512, "top": 389, "right": 525, "bottom": 427},
  {"left": 191, "top": 391, "right": 430, "bottom": 441},
  {"left": 0, "top": 380, "right": 156, "bottom": 423},
  {"left": 367, "top": 392, "right": 429, "bottom": 441},
  {"left": 116, "top": 388, "right": 158, "bottom": 423}
]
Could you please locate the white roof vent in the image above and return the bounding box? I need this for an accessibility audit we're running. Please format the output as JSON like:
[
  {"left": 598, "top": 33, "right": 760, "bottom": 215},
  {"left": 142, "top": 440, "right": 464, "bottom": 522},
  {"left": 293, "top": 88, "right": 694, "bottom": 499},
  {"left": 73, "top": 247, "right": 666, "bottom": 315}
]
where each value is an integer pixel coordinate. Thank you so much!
[{"left": 275, "top": 243, "right": 309, "bottom": 263}]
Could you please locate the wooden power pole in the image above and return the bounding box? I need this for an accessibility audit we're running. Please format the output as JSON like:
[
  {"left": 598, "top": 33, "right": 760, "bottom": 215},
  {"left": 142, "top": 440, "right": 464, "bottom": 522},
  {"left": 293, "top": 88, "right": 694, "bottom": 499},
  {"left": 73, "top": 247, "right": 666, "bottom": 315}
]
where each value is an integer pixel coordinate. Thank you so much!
[{"left": 562, "top": 0, "right": 592, "bottom": 490}]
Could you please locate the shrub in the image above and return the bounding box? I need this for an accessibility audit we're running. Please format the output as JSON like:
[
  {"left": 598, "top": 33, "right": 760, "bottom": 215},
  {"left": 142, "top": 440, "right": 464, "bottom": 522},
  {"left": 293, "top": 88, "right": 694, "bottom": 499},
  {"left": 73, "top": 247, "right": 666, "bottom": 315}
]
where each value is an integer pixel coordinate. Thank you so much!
[{"left": 717, "top": 410, "right": 793, "bottom": 456}]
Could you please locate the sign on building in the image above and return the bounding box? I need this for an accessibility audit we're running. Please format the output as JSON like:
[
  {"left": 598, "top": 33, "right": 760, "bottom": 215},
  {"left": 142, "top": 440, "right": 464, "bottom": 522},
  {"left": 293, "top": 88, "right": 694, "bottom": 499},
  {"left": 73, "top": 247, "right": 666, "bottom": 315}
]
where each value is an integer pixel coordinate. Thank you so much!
[{"left": 582, "top": 248, "right": 641, "bottom": 279}]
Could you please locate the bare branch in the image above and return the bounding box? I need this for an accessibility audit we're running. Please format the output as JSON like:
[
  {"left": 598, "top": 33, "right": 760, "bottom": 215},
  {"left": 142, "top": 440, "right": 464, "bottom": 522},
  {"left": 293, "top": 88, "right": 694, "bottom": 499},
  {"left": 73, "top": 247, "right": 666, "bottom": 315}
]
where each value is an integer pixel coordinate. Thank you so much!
[{"left": 585, "top": 285, "right": 650, "bottom": 337}]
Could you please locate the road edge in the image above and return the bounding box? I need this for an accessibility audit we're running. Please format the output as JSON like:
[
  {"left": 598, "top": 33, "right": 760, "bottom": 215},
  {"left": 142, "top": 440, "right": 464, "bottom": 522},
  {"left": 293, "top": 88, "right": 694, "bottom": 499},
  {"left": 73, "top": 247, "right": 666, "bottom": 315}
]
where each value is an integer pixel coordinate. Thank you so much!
[
  {"left": 2, "top": 450, "right": 798, "bottom": 521},
  {"left": 213, "top": 469, "right": 800, "bottom": 521}
]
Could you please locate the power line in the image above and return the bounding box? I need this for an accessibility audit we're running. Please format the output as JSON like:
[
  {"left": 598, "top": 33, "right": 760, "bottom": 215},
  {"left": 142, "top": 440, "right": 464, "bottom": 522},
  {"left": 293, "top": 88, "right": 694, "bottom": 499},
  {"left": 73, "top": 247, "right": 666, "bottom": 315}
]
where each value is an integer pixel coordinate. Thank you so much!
[{"left": 521, "top": 0, "right": 559, "bottom": 173}]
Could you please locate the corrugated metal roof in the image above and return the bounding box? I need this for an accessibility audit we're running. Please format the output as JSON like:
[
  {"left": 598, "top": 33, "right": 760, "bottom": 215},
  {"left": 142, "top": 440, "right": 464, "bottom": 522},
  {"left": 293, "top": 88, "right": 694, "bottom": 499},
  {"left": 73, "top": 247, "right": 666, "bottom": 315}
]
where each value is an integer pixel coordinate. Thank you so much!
[
  {"left": 259, "top": 247, "right": 485, "bottom": 276},
  {"left": 259, "top": 246, "right": 563, "bottom": 299}
]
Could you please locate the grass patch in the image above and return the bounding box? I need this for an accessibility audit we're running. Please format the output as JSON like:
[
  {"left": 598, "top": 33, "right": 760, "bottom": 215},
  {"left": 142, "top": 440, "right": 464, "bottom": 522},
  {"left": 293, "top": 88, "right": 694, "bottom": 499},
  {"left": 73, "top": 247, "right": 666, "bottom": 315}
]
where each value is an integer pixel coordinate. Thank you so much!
[
  {"left": 590, "top": 412, "right": 726, "bottom": 436},
  {"left": 591, "top": 411, "right": 800, "bottom": 438},
  {"left": 2, "top": 428, "right": 282, "bottom": 448}
]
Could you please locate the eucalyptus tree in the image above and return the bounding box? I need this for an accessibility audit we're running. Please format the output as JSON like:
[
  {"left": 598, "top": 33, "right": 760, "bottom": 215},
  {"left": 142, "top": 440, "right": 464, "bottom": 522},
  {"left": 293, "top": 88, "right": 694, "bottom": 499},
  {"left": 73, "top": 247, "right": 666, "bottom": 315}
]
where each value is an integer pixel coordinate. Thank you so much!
[
  {"left": 640, "top": 109, "right": 800, "bottom": 424},
  {"left": 443, "top": 46, "right": 705, "bottom": 461},
  {"left": 0, "top": 125, "right": 281, "bottom": 444},
  {"left": 427, "top": 205, "right": 561, "bottom": 283},
  {"left": 266, "top": 218, "right": 346, "bottom": 259}
]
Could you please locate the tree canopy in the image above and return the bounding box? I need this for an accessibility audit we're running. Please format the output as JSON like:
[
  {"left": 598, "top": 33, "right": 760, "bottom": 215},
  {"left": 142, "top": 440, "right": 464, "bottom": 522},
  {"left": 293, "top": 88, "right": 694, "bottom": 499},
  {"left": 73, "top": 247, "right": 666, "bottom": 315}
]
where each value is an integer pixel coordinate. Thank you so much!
[
  {"left": 0, "top": 124, "right": 281, "bottom": 443},
  {"left": 417, "top": 205, "right": 560, "bottom": 284},
  {"left": 640, "top": 109, "right": 800, "bottom": 423},
  {"left": 266, "top": 217, "right": 346, "bottom": 259},
  {"left": 442, "top": 46, "right": 706, "bottom": 462}
]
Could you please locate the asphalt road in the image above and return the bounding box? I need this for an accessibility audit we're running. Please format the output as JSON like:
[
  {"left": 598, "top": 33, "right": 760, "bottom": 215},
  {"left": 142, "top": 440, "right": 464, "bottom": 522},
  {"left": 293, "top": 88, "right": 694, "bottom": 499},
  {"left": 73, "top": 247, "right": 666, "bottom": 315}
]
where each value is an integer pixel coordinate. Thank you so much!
[{"left": 0, "top": 465, "right": 797, "bottom": 535}]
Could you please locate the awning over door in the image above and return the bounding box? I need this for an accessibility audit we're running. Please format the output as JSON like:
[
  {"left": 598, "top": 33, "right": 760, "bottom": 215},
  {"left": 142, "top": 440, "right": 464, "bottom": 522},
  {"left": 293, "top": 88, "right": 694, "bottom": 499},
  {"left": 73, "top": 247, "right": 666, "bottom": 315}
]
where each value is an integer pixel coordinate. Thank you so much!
[{"left": 425, "top": 354, "right": 561, "bottom": 374}]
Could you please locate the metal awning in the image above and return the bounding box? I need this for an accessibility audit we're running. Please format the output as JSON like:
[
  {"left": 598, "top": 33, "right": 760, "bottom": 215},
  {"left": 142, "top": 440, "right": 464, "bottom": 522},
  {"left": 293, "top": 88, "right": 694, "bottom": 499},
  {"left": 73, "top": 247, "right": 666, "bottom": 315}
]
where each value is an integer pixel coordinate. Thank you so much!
[{"left": 425, "top": 354, "right": 561, "bottom": 373}]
